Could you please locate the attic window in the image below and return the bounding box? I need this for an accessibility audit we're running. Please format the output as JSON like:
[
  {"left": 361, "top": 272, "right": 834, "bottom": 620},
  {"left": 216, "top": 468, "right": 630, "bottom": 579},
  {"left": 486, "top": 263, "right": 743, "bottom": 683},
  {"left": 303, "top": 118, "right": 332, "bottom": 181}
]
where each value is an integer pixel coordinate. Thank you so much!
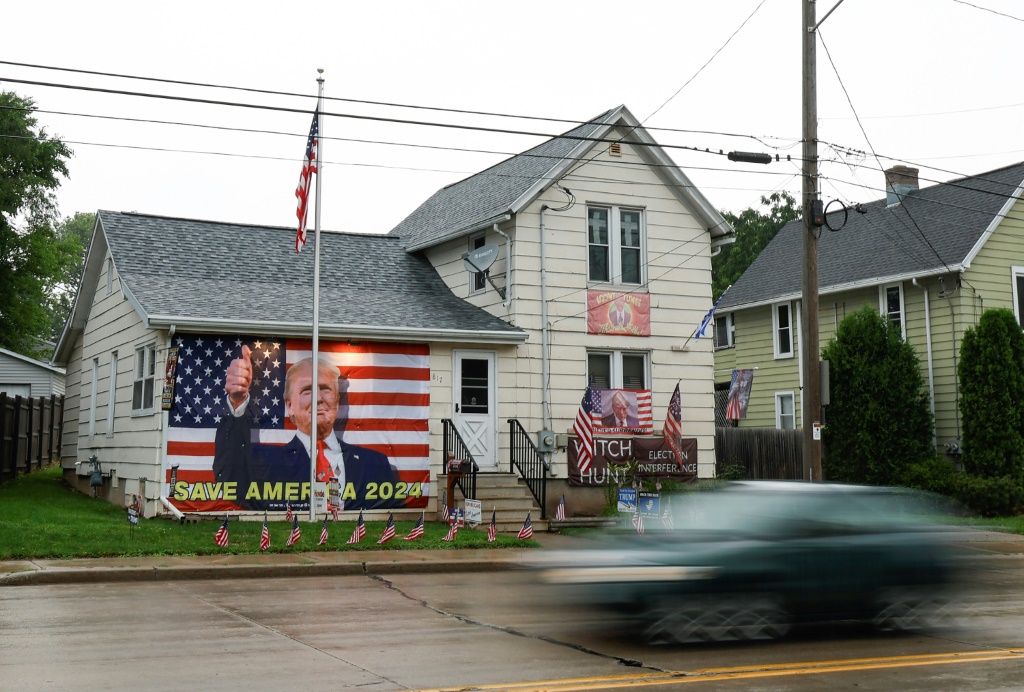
[{"left": 609, "top": 142, "right": 622, "bottom": 157}]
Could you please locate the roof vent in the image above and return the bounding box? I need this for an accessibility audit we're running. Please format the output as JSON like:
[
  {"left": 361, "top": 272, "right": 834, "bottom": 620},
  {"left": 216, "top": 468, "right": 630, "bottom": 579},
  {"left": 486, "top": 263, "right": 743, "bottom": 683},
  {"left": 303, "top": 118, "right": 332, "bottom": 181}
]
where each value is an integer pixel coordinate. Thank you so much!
[
  {"left": 885, "top": 165, "right": 919, "bottom": 206},
  {"left": 609, "top": 142, "right": 622, "bottom": 157}
]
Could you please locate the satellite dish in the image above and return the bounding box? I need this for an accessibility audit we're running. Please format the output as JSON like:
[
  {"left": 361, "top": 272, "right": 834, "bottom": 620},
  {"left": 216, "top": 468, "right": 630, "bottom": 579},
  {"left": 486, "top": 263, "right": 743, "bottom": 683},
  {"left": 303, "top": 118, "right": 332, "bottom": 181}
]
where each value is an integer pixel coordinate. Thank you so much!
[{"left": 463, "top": 244, "right": 500, "bottom": 274}]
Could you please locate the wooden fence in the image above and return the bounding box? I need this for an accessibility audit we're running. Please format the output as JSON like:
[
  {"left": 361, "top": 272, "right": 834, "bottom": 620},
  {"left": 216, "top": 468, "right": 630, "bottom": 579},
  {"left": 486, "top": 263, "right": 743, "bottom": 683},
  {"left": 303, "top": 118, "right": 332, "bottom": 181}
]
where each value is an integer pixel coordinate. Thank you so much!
[
  {"left": 715, "top": 426, "right": 803, "bottom": 480},
  {"left": 0, "top": 394, "right": 64, "bottom": 484}
]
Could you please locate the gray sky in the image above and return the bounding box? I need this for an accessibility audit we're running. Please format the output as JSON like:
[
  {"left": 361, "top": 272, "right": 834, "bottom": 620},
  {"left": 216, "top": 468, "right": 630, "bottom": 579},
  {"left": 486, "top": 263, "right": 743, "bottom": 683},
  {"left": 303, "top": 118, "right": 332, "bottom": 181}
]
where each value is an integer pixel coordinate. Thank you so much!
[{"left": 3, "top": 0, "right": 1021, "bottom": 235}]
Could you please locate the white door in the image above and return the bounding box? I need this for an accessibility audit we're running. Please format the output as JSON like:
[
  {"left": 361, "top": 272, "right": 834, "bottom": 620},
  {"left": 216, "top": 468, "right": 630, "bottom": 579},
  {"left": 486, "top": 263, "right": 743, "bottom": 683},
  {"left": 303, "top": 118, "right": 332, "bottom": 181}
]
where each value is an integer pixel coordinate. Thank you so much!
[{"left": 453, "top": 351, "right": 497, "bottom": 469}]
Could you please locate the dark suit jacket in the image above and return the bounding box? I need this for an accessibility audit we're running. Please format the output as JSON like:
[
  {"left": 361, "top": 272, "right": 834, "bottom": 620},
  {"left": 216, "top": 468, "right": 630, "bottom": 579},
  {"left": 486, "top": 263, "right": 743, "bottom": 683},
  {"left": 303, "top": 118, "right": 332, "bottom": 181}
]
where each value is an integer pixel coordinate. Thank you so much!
[
  {"left": 600, "top": 413, "right": 640, "bottom": 428},
  {"left": 213, "top": 405, "right": 401, "bottom": 511}
]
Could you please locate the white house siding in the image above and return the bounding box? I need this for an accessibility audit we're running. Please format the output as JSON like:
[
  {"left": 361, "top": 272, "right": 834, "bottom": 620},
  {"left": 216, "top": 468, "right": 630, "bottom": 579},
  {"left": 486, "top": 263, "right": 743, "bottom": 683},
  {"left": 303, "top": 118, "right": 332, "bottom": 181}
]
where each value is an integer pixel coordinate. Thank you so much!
[{"left": 0, "top": 351, "right": 65, "bottom": 398}]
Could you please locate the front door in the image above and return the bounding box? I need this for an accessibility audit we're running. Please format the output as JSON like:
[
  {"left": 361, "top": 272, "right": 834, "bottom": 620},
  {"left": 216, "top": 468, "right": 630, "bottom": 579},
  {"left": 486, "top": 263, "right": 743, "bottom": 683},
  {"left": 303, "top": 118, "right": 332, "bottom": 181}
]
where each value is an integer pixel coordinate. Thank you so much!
[{"left": 453, "top": 351, "right": 497, "bottom": 469}]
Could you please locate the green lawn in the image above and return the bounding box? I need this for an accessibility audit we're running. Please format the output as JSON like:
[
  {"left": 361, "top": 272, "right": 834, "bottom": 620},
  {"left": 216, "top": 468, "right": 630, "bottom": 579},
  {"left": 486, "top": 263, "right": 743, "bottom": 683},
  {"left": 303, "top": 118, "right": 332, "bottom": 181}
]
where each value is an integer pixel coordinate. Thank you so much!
[{"left": 0, "top": 467, "right": 534, "bottom": 560}]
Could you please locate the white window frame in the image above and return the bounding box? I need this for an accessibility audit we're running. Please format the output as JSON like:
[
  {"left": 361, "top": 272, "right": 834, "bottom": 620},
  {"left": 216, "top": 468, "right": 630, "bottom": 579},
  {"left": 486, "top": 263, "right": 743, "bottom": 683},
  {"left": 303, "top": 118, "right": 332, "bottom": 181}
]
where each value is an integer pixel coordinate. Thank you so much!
[
  {"left": 132, "top": 343, "right": 157, "bottom": 415},
  {"left": 879, "top": 282, "right": 906, "bottom": 339},
  {"left": 586, "top": 205, "right": 646, "bottom": 286},
  {"left": 586, "top": 350, "right": 649, "bottom": 390},
  {"left": 772, "top": 301, "right": 794, "bottom": 359},
  {"left": 775, "top": 391, "right": 796, "bottom": 430},
  {"left": 714, "top": 312, "right": 735, "bottom": 349},
  {"left": 106, "top": 257, "right": 114, "bottom": 295},
  {"left": 1012, "top": 265, "right": 1024, "bottom": 327},
  {"left": 467, "top": 233, "right": 487, "bottom": 295},
  {"left": 87, "top": 358, "right": 99, "bottom": 436},
  {"left": 106, "top": 351, "right": 118, "bottom": 436}
]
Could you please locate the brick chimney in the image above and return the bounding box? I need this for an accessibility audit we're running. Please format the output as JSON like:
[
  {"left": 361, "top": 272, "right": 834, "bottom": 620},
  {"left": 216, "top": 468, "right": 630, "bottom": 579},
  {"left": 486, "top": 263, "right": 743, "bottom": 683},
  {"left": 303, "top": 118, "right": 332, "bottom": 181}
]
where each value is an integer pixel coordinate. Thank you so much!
[{"left": 885, "top": 165, "right": 919, "bottom": 206}]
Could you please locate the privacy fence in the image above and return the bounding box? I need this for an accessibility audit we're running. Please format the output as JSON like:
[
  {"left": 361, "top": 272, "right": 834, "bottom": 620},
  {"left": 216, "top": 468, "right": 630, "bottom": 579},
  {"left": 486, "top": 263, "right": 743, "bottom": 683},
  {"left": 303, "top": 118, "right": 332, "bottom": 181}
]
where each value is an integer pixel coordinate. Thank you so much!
[
  {"left": 0, "top": 394, "right": 64, "bottom": 484},
  {"left": 715, "top": 426, "right": 803, "bottom": 480}
]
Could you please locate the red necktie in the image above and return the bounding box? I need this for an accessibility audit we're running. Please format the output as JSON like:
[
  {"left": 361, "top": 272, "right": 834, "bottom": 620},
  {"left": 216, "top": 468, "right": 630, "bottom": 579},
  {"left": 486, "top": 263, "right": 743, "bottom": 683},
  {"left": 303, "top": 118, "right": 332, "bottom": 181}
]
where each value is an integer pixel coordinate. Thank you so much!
[{"left": 315, "top": 439, "right": 332, "bottom": 482}]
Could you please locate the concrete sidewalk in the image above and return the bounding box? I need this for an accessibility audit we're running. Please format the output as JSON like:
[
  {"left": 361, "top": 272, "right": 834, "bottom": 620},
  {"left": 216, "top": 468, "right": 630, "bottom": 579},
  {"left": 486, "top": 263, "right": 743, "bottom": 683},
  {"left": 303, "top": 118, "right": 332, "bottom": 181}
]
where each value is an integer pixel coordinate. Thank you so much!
[{"left": 2, "top": 528, "right": 1021, "bottom": 587}]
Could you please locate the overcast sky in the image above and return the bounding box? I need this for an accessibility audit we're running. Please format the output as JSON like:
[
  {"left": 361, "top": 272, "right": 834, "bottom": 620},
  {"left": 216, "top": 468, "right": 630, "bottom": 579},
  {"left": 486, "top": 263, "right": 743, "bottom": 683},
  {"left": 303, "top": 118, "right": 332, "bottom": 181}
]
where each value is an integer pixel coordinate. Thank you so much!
[{"left": 3, "top": 0, "right": 1021, "bottom": 236}]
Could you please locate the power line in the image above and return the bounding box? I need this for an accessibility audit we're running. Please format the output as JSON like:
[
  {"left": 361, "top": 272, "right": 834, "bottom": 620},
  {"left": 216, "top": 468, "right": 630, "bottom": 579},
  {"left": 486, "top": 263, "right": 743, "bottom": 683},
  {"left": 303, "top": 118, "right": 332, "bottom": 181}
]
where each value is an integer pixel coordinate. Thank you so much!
[{"left": 952, "top": 0, "right": 1024, "bottom": 22}]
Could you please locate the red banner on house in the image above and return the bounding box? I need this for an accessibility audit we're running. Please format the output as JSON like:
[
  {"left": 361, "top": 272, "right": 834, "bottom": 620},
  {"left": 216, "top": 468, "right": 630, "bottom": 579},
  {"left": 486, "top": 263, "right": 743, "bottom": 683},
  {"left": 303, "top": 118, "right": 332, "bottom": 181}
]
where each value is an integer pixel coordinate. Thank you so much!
[{"left": 587, "top": 290, "right": 650, "bottom": 336}]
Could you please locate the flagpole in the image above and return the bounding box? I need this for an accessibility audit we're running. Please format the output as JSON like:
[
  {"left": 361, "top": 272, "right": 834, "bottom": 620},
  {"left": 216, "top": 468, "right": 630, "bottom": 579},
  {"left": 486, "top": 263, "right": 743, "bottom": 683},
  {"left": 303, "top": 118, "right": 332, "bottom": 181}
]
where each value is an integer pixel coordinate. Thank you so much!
[{"left": 309, "top": 70, "right": 325, "bottom": 523}]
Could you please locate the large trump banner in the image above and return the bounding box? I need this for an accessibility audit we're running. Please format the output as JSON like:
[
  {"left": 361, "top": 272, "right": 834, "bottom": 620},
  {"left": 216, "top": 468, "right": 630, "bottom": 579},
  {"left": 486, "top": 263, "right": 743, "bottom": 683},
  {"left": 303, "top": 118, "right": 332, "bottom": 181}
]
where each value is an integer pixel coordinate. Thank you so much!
[{"left": 165, "top": 334, "right": 430, "bottom": 513}]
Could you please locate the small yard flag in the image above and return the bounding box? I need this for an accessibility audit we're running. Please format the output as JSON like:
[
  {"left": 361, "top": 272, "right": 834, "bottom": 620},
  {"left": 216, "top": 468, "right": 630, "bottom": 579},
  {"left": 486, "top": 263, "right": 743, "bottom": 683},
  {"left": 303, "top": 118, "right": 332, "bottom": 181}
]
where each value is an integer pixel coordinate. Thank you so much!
[
  {"left": 663, "top": 382, "right": 685, "bottom": 469},
  {"left": 347, "top": 511, "right": 366, "bottom": 544},
  {"left": 441, "top": 490, "right": 450, "bottom": 521},
  {"left": 318, "top": 515, "right": 329, "bottom": 546},
  {"left": 285, "top": 516, "right": 302, "bottom": 547},
  {"left": 554, "top": 495, "right": 566, "bottom": 521},
  {"left": 632, "top": 507, "right": 644, "bottom": 535},
  {"left": 404, "top": 512, "right": 425, "bottom": 541},
  {"left": 442, "top": 517, "right": 459, "bottom": 542},
  {"left": 285, "top": 503, "right": 293, "bottom": 522},
  {"left": 330, "top": 503, "right": 339, "bottom": 522},
  {"left": 377, "top": 513, "right": 396, "bottom": 544},
  {"left": 573, "top": 387, "right": 598, "bottom": 474},
  {"left": 214, "top": 516, "right": 229, "bottom": 547},
  {"left": 487, "top": 509, "right": 497, "bottom": 543},
  {"left": 661, "top": 496, "right": 674, "bottom": 531},
  {"left": 517, "top": 512, "right": 533, "bottom": 540},
  {"left": 259, "top": 514, "right": 271, "bottom": 552},
  {"left": 295, "top": 108, "right": 319, "bottom": 253}
]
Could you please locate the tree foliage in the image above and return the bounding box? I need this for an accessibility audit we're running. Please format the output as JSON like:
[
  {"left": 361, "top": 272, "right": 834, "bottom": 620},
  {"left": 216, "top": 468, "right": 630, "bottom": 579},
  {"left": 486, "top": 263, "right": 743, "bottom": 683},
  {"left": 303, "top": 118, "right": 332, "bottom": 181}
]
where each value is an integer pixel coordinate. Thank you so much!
[
  {"left": 820, "top": 306, "right": 934, "bottom": 485},
  {"left": 713, "top": 192, "right": 799, "bottom": 300},
  {"left": 0, "top": 91, "right": 77, "bottom": 357},
  {"left": 958, "top": 308, "right": 1024, "bottom": 479}
]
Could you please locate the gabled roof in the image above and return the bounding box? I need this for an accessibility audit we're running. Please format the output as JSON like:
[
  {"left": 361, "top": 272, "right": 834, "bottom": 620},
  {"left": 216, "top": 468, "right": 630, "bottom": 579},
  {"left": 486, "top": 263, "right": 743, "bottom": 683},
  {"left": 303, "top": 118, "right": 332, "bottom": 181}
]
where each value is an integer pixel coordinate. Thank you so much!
[
  {"left": 388, "top": 105, "right": 731, "bottom": 251},
  {"left": 719, "top": 162, "right": 1024, "bottom": 311},
  {"left": 0, "top": 346, "right": 65, "bottom": 375},
  {"left": 53, "top": 212, "right": 526, "bottom": 364}
]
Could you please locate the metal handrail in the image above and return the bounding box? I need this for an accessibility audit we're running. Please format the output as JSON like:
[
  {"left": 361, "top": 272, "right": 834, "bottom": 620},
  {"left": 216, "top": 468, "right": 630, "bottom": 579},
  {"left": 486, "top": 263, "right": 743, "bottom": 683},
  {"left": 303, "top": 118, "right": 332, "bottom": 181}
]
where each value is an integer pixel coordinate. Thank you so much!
[
  {"left": 441, "top": 419, "right": 477, "bottom": 501},
  {"left": 507, "top": 419, "right": 548, "bottom": 519}
]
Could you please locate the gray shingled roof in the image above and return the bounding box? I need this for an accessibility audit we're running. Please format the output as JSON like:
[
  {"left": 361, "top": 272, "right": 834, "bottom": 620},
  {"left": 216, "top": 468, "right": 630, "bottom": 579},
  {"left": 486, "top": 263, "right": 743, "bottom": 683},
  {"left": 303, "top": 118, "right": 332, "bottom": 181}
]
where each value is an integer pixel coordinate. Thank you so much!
[
  {"left": 387, "top": 110, "right": 615, "bottom": 250},
  {"left": 719, "top": 162, "right": 1024, "bottom": 310},
  {"left": 99, "top": 211, "right": 525, "bottom": 341}
]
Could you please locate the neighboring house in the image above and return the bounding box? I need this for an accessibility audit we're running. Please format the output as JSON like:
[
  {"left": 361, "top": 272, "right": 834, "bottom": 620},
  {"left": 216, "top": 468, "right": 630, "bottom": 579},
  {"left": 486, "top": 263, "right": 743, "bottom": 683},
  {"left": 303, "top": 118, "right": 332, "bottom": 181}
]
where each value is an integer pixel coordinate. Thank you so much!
[
  {"left": 52, "top": 105, "right": 731, "bottom": 519},
  {"left": 714, "top": 162, "right": 1024, "bottom": 459},
  {"left": 0, "top": 347, "right": 66, "bottom": 399}
]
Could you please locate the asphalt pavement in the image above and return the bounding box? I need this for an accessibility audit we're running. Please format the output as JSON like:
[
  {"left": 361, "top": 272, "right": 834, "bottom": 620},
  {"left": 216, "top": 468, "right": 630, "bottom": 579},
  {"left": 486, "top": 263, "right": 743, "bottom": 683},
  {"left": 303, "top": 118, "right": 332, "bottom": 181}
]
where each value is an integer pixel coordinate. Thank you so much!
[{"left": 2, "top": 527, "right": 1021, "bottom": 587}]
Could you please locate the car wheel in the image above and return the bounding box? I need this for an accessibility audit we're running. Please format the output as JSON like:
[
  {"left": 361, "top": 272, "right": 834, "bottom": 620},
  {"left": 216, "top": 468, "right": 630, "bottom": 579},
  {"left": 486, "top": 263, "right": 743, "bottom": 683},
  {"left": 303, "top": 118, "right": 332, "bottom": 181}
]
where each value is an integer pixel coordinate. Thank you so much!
[
  {"left": 873, "top": 587, "right": 950, "bottom": 631},
  {"left": 642, "top": 594, "right": 790, "bottom": 644}
]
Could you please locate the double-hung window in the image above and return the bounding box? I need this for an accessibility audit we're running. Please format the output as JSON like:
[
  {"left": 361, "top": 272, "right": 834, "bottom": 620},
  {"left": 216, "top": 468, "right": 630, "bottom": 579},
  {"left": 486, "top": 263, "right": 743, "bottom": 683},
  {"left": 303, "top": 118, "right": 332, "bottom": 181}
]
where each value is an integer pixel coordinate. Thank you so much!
[
  {"left": 1012, "top": 266, "right": 1024, "bottom": 327},
  {"left": 714, "top": 313, "right": 735, "bottom": 349},
  {"left": 773, "top": 302, "right": 794, "bottom": 359},
  {"left": 587, "top": 351, "right": 648, "bottom": 390},
  {"left": 879, "top": 283, "right": 905, "bottom": 338},
  {"left": 775, "top": 392, "right": 796, "bottom": 429},
  {"left": 132, "top": 343, "right": 157, "bottom": 413},
  {"left": 106, "top": 351, "right": 118, "bottom": 435},
  {"left": 587, "top": 206, "right": 644, "bottom": 285}
]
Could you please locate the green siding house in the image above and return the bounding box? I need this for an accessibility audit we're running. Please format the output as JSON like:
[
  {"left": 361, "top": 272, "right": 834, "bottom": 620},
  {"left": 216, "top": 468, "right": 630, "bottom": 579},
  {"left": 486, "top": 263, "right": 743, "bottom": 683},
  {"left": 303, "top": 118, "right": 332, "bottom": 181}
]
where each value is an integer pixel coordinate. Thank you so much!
[{"left": 713, "top": 163, "right": 1024, "bottom": 458}]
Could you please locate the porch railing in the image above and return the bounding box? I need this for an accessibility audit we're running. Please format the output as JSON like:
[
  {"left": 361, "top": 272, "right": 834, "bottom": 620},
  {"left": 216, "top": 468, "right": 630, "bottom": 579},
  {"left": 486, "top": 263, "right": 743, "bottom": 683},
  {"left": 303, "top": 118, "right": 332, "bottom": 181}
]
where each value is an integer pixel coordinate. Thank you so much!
[
  {"left": 508, "top": 419, "right": 547, "bottom": 519},
  {"left": 441, "top": 419, "right": 477, "bottom": 500}
]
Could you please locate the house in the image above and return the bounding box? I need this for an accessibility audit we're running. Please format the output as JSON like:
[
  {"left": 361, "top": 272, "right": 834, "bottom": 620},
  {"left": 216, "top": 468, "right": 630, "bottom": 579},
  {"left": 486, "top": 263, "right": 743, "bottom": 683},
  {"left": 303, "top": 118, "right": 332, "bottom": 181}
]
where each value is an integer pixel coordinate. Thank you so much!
[
  {"left": 52, "top": 105, "right": 731, "bottom": 522},
  {"left": 0, "top": 347, "right": 66, "bottom": 399},
  {"left": 714, "top": 162, "right": 1024, "bottom": 458}
]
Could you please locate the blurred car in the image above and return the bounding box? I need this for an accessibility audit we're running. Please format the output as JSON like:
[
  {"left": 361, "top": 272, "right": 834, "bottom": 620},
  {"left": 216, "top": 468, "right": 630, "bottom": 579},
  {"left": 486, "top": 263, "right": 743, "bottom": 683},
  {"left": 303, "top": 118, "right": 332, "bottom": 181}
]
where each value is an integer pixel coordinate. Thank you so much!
[{"left": 536, "top": 481, "right": 959, "bottom": 644}]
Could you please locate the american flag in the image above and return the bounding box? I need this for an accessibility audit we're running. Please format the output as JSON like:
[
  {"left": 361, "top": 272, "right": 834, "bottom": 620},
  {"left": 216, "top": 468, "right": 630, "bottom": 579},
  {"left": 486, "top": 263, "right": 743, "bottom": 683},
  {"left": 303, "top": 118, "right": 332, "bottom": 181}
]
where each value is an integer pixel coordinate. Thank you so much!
[
  {"left": 213, "top": 516, "right": 229, "bottom": 547},
  {"left": 165, "top": 335, "right": 431, "bottom": 513},
  {"left": 330, "top": 503, "right": 339, "bottom": 521},
  {"left": 661, "top": 496, "right": 674, "bottom": 531},
  {"left": 404, "top": 512, "right": 425, "bottom": 541},
  {"left": 259, "top": 515, "right": 271, "bottom": 551},
  {"left": 573, "top": 388, "right": 597, "bottom": 473},
  {"left": 663, "top": 382, "right": 685, "bottom": 468},
  {"left": 286, "top": 503, "right": 293, "bottom": 522},
  {"left": 295, "top": 108, "right": 318, "bottom": 253},
  {"left": 318, "top": 515, "right": 329, "bottom": 546},
  {"left": 486, "top": 509, "right": 497, "bottom": 543},
  {"left": 285, "top": 516, "right": 302, "bottom": 547},
  {"left": 377, "top": 513, "right": 396, "bottom": 544},
  {"left": 347, "top": 511, "right": 366, "bottom": 544},
  {"left": 554, "top": 495, "right": 566, "bottom": 521},
  {"left": 632, "top": 508, "right": 644, "bottom": 535},
  {"left": 442, "top": 518, "right": 458, "bottom": 542},
  {"left": 517, "top": 512, "right": 533, "bottom": 540}
]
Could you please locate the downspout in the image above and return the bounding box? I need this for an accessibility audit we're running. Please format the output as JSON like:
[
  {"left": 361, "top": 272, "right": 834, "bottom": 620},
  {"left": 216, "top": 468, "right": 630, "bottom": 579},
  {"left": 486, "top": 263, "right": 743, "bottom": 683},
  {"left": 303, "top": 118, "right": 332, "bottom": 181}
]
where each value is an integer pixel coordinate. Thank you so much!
[
  {"left": 913, "top": 278, "right": 936, "bottom": 449},
  {"left": 943, "top": 277, "right": 962, "bottom": 442},
  {"left": 539, "top": 207, "right": 550, "bottom": 432},
  {"left": 160, "top": 325, "right": 185, "bottom": 521},
  {"left": 492, "top": 224, "right": 512, "bottom": 309}
]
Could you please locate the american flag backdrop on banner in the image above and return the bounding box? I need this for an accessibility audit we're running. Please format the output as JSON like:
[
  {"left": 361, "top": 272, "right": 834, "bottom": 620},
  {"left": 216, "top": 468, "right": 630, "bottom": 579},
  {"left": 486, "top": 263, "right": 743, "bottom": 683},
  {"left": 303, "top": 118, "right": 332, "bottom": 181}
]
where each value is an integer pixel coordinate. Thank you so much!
[{"left": 164, "top": 334, "right": 431, "bottom": 513}]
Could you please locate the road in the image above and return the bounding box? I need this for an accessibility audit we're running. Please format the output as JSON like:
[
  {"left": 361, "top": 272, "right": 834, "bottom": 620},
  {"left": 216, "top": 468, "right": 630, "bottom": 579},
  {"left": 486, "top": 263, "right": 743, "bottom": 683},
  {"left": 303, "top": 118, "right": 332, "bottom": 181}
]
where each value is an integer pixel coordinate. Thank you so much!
[{"left": 2, "top": 555, "right": 1023, "bottom": 691}]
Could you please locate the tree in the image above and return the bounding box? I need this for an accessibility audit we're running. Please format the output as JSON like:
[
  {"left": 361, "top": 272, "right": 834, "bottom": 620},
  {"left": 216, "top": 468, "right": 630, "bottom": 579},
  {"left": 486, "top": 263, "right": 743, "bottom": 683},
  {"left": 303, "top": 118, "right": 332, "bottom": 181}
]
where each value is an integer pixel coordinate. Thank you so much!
[
  {"left": 46, "top": 212, "right": 95, "bottom": 343},
  {"left": 0, "top": 91, "right": 76, "bottom": 357},
  {"left": 958, "top": 309, "right": 1024, "bottom": 479},
  {"left": 820, "top": 306, "right": 934, "bottom": 485},
  {"left": 713, "top": 192, "right": 799, "bottom": 300}
]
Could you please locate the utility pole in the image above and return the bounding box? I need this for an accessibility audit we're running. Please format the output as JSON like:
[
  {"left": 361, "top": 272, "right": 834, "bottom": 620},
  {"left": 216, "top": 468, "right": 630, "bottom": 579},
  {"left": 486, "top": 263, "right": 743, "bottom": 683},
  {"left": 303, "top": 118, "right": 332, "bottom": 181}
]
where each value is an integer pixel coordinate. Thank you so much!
[{"left": 801, "top": 0, "right": 822, "bottom": 481}]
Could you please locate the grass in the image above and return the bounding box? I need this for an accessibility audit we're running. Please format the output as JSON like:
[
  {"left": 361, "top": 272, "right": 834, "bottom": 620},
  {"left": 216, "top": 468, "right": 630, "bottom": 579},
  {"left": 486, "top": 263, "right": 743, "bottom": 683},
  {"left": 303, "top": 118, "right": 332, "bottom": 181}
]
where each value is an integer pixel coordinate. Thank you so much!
[{"left": 0, "top": 466, "right": 536, "bottom": 560}]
